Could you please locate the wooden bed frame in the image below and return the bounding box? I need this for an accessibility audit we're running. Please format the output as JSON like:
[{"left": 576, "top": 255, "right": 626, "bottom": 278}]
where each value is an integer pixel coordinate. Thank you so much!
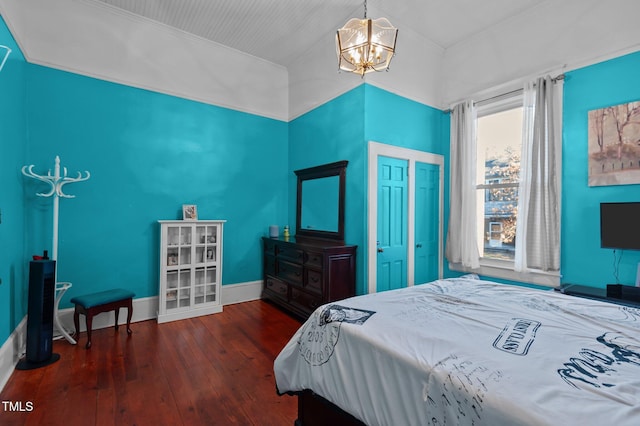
[{"left": 294, "top": 390, "right": 365, "bottom": 426}]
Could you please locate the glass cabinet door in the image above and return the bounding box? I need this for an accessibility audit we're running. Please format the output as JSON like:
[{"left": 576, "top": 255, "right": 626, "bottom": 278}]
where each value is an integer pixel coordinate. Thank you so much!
[
  {"left": 179, "top": 226, "right": 192, "bottom": 265},
  {"left": 194, "top": 267, "right": 206, "bottom": 305},
  {"left": 178, "top": 269, "right": 191, "bottom": 308},
  {"left": 166, "top": 270, "right": 179, "bottom": 310},
  {"left": 195, "top": 225, "right": 217, "bottom": 265},
  {"left": 204, "top": 266, "right": 217, "bottom": 303}
]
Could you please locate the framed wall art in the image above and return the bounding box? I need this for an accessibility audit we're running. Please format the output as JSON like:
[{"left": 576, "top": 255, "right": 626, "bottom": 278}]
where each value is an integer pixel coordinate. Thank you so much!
[{"left": 588, "top": 100, "right": 640, "bottom": 186}]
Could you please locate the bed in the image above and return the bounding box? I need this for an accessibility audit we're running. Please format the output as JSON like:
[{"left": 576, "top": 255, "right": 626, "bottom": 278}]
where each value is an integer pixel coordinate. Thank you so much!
[{"left": 274, "top": 275, "right": 640, "bottom": 426}]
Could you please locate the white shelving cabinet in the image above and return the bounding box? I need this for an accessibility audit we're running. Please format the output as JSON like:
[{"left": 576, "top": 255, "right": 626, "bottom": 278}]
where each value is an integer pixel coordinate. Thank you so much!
[{"left": 158, "top": 220, "right": 225, "bottom": 323}]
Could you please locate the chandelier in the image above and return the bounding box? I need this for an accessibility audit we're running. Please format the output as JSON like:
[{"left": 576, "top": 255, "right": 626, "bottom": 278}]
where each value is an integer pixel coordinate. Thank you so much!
[{"left": 335, "top": 0, "right": 398, "bottom": 76}]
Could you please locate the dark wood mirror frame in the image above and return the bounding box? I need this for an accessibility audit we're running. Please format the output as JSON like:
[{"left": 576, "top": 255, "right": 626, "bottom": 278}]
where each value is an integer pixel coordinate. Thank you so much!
[{"left": 295, "top": 160, "right": 347, "bottom": 243}]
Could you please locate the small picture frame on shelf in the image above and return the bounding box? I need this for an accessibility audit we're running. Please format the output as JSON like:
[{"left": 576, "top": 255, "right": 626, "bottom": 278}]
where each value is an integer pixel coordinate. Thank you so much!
[{"left": 182, "top": 204, "right": 198, "bottom": 220}]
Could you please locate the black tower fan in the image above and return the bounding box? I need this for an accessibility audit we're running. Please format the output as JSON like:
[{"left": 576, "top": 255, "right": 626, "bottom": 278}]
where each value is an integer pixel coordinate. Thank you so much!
[{"left": 16, "top": 259, "right": 61, "bottom": 370}]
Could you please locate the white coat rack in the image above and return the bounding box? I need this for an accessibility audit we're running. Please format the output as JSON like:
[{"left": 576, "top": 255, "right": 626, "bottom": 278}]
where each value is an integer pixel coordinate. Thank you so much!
[
  {"left": 22, "top": 156, "right": 90, "bottom": 344},
  {"left": 0, "top": 45, "right": 11, "bottom": 72}
]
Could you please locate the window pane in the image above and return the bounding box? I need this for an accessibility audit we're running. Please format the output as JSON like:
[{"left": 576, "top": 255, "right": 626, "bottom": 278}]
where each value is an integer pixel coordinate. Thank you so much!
[
  {"left": 476, "top": 107, "right": 523, "bottom": 261},
  {"left": 480, "top": 187, "right": 518, "bottom": 260}
]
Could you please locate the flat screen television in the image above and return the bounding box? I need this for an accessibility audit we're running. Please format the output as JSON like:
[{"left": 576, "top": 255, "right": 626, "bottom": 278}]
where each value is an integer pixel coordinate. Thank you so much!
[{"left": 600, "top": 202, "right": 640, "bottom": 250}]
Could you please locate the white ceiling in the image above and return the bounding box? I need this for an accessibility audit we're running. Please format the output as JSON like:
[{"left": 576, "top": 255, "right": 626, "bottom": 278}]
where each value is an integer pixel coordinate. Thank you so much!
[{"left": 94, "top": 0, "right": 547, "bottom": 68}]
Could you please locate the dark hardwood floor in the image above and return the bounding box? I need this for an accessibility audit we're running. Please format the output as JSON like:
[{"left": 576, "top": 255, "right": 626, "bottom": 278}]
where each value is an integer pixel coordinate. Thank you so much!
[{"left": 0, "top": 300, "right": 302, "bottom": 426}]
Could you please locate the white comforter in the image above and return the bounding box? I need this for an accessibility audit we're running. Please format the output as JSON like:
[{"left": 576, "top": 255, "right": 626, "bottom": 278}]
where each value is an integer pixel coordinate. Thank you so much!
[{"left": 274, "top": 276, "right": 640, "bottom": 426}]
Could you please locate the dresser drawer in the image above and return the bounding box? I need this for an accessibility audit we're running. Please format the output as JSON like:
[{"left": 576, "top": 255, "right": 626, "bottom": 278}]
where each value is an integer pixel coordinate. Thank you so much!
[
  {"left": 305, "top": 269, "right": 322, "bottom": 294},
  {"left": 265, "top": 277, "right": 288, "bottom": 301},
  {"left": 264, "top": 254, "right": 276, "bottom": 276},
  {"left": 305, "top": 251, "right": 324, "bottom": 268},
  {"left": 263, "top": 239, "right": 278, "bottom": 256},
  {"left": 279, "top": 247, "right": 304, "bottom": 263},
  {"left": 291, "top": 288, "right": 321, "bottom": 314},
  {"left": 278, "top": 260, "right": 303, "bottom": 285}
]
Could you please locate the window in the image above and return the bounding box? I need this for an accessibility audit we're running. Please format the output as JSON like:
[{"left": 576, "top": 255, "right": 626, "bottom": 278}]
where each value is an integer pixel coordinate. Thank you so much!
[
  {"left": 476, "top": 102, "right": 523, "bottom": 262},
  {"left": 447, "top": 77, "right": 562, "bottom": 287}
]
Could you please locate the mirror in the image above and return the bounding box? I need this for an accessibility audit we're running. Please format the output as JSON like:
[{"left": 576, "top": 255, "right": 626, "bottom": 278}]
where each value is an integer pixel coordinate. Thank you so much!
[
  {"left": 295, "top": 160, "right": 347, "bottom": 242},
  {"left": 302, "top": 176, "right": 340, "bottom": 232}
]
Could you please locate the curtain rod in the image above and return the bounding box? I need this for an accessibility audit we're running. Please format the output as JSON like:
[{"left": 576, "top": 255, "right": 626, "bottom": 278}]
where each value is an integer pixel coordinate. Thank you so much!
[
  {"left": 474, "top": 88, "right": 523, "bottom": 108},
  {"left": 444, "top": 74, "right": 565, "bottom": 114}
]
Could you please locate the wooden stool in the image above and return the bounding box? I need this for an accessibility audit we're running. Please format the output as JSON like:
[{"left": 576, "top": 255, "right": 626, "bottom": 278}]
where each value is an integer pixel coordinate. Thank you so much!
[{"left": 70, "top": 289, "right": 135, "bottom": 349}]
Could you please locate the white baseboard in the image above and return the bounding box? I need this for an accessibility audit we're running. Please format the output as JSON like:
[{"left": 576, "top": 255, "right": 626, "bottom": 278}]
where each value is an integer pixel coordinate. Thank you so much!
[
  {"left": 222, "top": 280, "right": 263, "bottom": 305},
  {"left": 54, "top": 280, "right": 263, "bottom": 333},
  {"left": 0, "top": 280, "right": 264, "bottom": 392},
  {"left": 0, "top": 316, "right": 27, "bottom": 392}
]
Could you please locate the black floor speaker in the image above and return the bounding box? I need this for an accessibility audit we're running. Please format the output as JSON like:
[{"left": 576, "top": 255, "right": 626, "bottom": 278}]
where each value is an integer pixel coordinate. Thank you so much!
[{"left": 16, "top": 260, "right": 60, "bottom": 370}]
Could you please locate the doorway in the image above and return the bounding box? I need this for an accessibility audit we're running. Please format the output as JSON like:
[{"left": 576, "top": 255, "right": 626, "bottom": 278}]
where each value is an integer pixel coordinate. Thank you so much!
[
  {"left": 367, "top": 141, "right": 444, "bottom": 294},
  {"left": 376, "top": 156, "right": 408, "bottom": 291}
]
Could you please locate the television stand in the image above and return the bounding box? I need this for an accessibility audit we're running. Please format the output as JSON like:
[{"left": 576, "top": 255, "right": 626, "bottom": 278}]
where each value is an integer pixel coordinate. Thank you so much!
[{"left": 557, "top": 284, "right": 640, "bottom": 308}]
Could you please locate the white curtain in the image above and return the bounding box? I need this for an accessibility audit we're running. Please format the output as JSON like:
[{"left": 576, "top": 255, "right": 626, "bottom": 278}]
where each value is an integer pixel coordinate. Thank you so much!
[
  {"left": 446, "top": 100, "right": 480, "bottom": 269},
  {"left": 515, "top": 76, "right": 562, "bottom": 272}
]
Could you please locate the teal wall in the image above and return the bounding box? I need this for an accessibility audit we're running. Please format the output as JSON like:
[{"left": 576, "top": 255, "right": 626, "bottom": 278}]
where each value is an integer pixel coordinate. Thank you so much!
[
  {"left": 289, "top": 84, "right": 448, "bottom": 295},
  {"left": 23, "top": 65, "right": 289, "bottom": 307},
  {"left": 465, "top": 49, "right": 640, "bottom": 290},
  {"left": 364, "top": 85, "right": 448, "bottom": 155},
  {"left": 289, "top": 85, "right": 367, "bottom": 292},
  {"left": 561, "top": 50, "right": 640, "bottom": 288},
  {"left": 1, "top": 17, "right": 289, "bottom": 350},
  {"left": 0, "top": 17, "right": 28, "bottom": 344}
]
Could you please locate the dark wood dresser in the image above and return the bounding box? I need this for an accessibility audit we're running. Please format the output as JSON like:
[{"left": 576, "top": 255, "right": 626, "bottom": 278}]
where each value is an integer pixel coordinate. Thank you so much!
[{"left": 262, "top": 236, "right": 357, "bottom": 319}]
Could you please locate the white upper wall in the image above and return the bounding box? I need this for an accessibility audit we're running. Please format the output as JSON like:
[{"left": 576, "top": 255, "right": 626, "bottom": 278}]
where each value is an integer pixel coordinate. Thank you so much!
[
  {"left": 289, "top": 0, "right": 640, "bottom": 115},
  {"left": 365, "top": 18, "right": 444, "bottom": 112},
  {"left": 2, "top": 0, "right": 640, "bottom": 120},
  {"left": 288, "top": 5, "right": 445, "bottom": 120},
  {"left": 0, "top": 0, "right": 289, "bottom": 122},
  {"left": 0, "top": 0, "right": 445, "bottom": 121},
  {"left": 287, "top": 27, "right": 362, "bottom": 121},
  {"left": 442, "top": 0, "right": 640, "bottom": 106}
]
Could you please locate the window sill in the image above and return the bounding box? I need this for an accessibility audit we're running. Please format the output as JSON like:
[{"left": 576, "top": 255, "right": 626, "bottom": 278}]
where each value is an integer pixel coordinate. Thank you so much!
[{"left": 449, "top": 259, "right": 561, "bottom": 288}]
